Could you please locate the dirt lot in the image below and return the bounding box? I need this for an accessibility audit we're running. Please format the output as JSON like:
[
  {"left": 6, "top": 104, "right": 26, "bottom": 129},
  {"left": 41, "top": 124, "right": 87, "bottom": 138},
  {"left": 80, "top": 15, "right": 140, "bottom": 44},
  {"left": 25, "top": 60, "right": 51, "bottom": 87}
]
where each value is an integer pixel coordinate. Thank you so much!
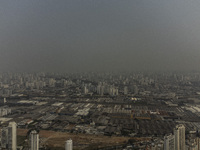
[{"left": 17, "top": 129, "right": 130, "bottom": 149}]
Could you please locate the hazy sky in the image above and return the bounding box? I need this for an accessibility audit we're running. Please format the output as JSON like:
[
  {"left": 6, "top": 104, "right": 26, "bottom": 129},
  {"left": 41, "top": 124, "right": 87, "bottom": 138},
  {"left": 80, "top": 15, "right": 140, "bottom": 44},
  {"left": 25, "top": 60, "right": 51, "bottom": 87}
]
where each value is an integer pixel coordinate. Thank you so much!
[{"left": 0, "top": 0, "right": 200, "bottom": 72}]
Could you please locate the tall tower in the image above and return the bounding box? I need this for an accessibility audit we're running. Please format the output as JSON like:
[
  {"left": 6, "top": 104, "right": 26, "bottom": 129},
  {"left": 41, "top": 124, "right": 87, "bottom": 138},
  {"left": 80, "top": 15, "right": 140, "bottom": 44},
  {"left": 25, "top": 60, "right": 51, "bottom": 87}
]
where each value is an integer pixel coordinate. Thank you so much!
[
  {"left": 65, "top": 139, "right": 73, "bottom": 150},
  {"left": 30, "top": 130, "right": 39, "bottom": 150},
  {"left": 164, "top": 134, "right": 175, "bottom": 150},
  {"left": 174, "top": 124, "right": 185, "bottom": 150},
  {"left": 7, "top": 121, "right": 17, "bottom": 150}
]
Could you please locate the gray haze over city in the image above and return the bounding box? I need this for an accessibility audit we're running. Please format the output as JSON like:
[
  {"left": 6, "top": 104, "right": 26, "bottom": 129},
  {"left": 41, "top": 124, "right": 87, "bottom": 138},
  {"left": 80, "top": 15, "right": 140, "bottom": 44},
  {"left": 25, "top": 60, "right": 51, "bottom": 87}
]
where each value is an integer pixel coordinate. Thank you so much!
[{"left": 0, "top": 0, "right": 200, "bottom": 72}]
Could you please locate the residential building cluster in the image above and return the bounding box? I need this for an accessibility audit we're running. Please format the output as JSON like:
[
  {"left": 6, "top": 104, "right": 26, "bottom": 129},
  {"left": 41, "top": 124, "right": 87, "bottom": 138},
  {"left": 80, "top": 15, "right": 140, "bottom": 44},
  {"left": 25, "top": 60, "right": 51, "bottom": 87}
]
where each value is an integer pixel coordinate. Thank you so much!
[{"left": 0, "top": 72, "right": 199, "bottom": 149}]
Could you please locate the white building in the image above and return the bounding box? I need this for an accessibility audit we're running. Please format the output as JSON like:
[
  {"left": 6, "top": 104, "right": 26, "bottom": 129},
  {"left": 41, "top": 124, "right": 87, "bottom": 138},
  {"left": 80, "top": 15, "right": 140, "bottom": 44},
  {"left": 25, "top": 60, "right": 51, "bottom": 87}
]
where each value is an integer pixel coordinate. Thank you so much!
[
  {"left": 164, "top": 134, "right": 175, "bottom": 150},
  {"left": 8, "top": 122, "right": 17, "bottom": 150},
  {"left": 174, "top": 124, "right": 185, "bottom": 150},
  {"left": 30, "top": 130, "right": 39, "bottom": 150},
  {"left": 65, "top": 139, "right": 73, "bottom": 150}
]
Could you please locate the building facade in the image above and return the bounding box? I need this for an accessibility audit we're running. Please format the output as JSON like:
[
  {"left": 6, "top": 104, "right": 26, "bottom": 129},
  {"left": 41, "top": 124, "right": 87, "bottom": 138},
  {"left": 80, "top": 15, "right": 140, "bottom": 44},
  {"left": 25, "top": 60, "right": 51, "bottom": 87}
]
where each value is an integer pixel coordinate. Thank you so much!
[
  {"left": 65, "top": 139, "right": 73, "bottom": 150},
  {"left": 1, "top": 122, "right": 17, "bottom": 150},
  {"left": 174, "top": 124, "right": 185, "bottom": 150},
  {"left": 30, "top": 130, "right": 39, "bottom": 150},
  {"left": 164, "top": 134, "right": 175, "bottom": 150}
]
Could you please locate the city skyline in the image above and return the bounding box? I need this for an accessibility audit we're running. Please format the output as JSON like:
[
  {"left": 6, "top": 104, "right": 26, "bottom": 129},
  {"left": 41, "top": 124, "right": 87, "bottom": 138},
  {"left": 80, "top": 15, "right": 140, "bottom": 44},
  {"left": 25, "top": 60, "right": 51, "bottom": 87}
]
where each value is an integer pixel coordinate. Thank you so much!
[{"left": 0, "top": 71, "right": 199, "bottom": 149}]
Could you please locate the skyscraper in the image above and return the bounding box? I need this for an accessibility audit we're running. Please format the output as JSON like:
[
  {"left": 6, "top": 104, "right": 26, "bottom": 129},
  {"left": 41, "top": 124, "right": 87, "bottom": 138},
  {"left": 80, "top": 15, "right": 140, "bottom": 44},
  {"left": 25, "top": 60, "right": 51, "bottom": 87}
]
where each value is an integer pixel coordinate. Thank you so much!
[
  {"left": 65, "top": 139, "right": 73, "bottom": 150},
  {"left": 174, "top": 124, "right": 185, "bottom": 150},
  {"left": 164, "top": 134, "right": 175, "bottom": 150},
  {"left": 8, "top": 122, "right": 17, "bottom": 150},
  {"left": 30, "top": 130, "right": 39, "bottom": 150}
]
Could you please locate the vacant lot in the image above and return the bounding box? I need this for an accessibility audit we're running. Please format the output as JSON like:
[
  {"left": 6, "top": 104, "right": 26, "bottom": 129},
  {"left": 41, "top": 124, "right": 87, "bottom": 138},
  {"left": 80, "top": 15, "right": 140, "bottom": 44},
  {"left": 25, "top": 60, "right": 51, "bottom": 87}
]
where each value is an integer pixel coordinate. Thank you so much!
[{"left": 17, "top": 129, "right": 130, "bottom": 149}]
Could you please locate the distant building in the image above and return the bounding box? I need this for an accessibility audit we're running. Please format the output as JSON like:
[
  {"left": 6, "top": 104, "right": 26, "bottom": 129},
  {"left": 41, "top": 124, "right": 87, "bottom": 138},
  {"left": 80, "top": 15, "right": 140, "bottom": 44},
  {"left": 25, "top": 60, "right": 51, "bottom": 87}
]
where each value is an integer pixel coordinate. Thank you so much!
[
  {"left": 108, "top": 86, "right": 118, "bottom": 96},
  {"left": 124, "top": 86, "right": 128, "bottom": 95},
  {"left": 0, "top": 106, "right": 11, "bottom": 116},
  {"left": 30, "top": 130, "right": 39, "bottom": 150},
  {"left": 174, "top": 124, "right": 185, "bottom": 150},
  {"left": 100, "top": 86, "right": 104, "bottom": 96},
  {"left": 83, "top": 86, "right": 88, "bottom": 94},
  {"left": 133, "top": 85, "right": 138, "bottom": 95},
  {"left": 97, "top": 84, "right": 104, "bottom": 96},
  {"left": 164, "top": 134, "right": 175, "bottom": 150},
  {"left": 65, "top": 139, "right": 73, "bottom": 150},
  {"left": 3, "top": 97, "right": 6, "bottom": 104}
]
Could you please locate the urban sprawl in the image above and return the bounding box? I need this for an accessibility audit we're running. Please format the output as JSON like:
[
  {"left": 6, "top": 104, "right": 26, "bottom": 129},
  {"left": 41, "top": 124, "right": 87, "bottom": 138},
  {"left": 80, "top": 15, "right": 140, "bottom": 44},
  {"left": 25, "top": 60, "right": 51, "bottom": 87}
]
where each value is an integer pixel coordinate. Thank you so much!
[{"left": 0, "top": 72, "right": 200, "bottom": 150}]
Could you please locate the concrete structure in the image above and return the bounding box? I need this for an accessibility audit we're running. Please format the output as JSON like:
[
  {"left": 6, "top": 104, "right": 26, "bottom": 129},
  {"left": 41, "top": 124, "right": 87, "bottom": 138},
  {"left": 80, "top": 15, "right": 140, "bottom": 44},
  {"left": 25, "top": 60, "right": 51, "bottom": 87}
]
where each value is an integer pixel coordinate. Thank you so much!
[
  {"left": 1, "top": 122, "right": 17, "bottom": 150},
  {"left": 65, "top": 139, "right": 73, "bottom": 150},
  {"left": 164, "top": 134, "right": 175, "bottom": 150},
  {"left": 8, "top": 122, "right": 17, "bottom": 150},
  {"left": 30, "top": 130, "right": 39, "bottom": 150},
  {"left": 174, "top": 124, "right": 185, "bottom": 150}
]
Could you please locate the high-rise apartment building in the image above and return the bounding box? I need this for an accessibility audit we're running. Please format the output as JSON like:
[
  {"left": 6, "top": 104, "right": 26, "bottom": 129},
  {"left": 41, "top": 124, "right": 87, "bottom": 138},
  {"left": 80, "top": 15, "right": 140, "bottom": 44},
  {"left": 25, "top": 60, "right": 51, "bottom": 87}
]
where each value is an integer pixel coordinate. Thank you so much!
[
  {"left": 174, "top": 124, "right": 185, "bottom": 150},
  {"left": 30, "top": 130, "right": 39, "bottom": 150},
  {"left": 8, "top": 121, "right": 17, "bottom": 150},
  {"left": 164, "top": 134, "right": 175, "bottom": 150},
  {"left": 65, "top": 139, "right": 73, "bottom": 150},
  {"left": 1, "top": 122, "right": 17, "bottom": 150}
]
